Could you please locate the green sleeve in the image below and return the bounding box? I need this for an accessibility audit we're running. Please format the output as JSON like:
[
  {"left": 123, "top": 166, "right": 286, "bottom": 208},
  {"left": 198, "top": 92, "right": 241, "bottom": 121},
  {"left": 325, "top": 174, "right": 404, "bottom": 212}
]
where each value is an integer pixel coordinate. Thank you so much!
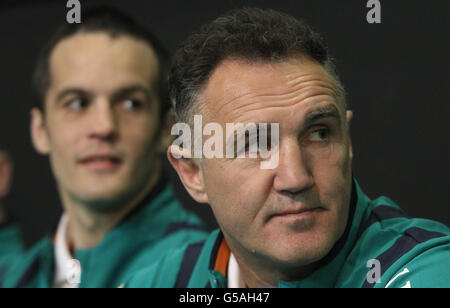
[{"left": 384, "top": 244, "right": 450, "bottom": 288}]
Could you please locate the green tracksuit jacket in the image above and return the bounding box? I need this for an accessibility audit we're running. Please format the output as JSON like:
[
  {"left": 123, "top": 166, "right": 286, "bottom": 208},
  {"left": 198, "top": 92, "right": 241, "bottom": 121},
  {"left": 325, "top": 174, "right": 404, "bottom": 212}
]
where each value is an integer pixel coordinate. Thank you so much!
[
  {"left": 0, "top": 176, "right": 208, "bottom": 288},
  {"left": 124, "top": 179, "right": 450, "bottom": 288}
]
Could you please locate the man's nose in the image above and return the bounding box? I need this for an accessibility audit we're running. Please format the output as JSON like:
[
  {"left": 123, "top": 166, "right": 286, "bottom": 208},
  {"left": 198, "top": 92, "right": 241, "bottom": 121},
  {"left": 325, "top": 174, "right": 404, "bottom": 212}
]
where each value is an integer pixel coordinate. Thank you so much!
[
  {"left": 88, "top": 100, "right": 118, "bottom": 141},
  {"left": 273, "top": 139, "right": 314, "bottom": 196}
]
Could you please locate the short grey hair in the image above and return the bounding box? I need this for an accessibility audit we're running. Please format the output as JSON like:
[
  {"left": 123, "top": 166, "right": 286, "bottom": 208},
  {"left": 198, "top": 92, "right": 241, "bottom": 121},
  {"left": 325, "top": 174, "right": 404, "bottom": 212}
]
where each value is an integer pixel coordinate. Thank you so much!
[{"left": 168, "top": 7, "right": 347, "bottom": 125}]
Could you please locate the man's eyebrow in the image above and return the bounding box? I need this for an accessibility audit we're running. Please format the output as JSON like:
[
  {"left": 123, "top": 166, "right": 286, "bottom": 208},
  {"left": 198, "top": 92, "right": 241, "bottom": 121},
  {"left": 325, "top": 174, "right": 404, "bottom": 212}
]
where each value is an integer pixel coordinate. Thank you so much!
[
  {"left": 228, "top": 124, "right": 272, "bottom": 147},
  {"left": 56, "top": 88, "right": 92, "bottom": 103},
  {"left": 55, "top": 85, "right": 153, "bottom": 104},
  {"left": 304, "top": 104, "right": 341, "bottom": 126},
  {"left": 111, "top": 85, "right": 153, "bottom": 101}
]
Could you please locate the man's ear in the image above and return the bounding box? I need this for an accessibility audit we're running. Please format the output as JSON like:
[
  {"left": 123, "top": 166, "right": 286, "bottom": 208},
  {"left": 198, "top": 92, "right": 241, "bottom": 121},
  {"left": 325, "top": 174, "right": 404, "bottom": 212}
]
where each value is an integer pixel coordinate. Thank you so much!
[
  {"left": 156, "top": 109, "right": 176, "bottom": 154},
  {"left": 30, "top": 108, "right": 50, "bottom": 155},
  {"left": 167, "top": 145, "right": 209, "bottom": 204},
  {"left": 0, "top": 151, "right": 13, "bottom": 199},
  {"left": 346, "top": 110, "right": 354, "bottom": 160}
]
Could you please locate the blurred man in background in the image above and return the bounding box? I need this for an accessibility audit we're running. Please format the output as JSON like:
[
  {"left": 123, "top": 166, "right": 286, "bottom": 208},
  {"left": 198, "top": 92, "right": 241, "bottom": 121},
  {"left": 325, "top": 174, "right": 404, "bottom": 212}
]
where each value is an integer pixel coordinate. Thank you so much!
[{"left": 0, "top": 6, "right": 207, "bottom": 288}]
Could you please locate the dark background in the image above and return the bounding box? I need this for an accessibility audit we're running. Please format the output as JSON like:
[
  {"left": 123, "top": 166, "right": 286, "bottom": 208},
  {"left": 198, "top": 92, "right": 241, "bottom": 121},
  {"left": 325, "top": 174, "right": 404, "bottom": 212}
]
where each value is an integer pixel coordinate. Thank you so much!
[{"left": 0, "top": 0, "right": 448, "bottom": 246}]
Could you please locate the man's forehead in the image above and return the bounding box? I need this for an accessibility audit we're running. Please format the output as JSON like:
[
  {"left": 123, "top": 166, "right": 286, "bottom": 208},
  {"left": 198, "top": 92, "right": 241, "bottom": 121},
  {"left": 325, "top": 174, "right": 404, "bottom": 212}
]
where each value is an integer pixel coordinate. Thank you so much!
[
  {"left": 200, "top": 57, "right": 342, "bottom": 122},
  {"left": 48, "top": 32, "right": 158, "bottom": 92}
]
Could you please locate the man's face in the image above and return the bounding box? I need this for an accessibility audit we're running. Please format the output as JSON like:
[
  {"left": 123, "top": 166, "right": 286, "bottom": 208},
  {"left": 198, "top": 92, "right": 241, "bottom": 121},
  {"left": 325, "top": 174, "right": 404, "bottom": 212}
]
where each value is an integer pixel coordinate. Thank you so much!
[
  {"left": 194, "top": 57, "right": 353, "bottom": 270},
  {"left": 31, "top": 32, "right": 161, "bottom": 209}
]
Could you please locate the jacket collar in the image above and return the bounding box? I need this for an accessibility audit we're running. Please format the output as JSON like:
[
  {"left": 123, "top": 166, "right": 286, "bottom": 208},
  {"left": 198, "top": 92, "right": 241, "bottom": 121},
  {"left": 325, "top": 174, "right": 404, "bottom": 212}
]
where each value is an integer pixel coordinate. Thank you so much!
[{"left": 15, "top": 174, "right": 172, "bottom": 288}]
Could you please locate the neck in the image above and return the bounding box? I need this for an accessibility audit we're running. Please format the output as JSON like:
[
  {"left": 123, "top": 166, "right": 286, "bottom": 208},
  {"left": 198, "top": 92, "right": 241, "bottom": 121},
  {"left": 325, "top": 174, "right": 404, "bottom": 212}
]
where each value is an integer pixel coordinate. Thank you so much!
[{"left": 61, "top": 162, "right": 161, "bottom": 250}]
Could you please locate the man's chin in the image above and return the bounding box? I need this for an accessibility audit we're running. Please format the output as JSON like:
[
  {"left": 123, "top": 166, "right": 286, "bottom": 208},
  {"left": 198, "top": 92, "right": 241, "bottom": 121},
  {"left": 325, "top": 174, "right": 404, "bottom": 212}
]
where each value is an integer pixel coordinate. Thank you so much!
[
  {"left": 73, "top": 186, "right": 137, "bottom": 212},
  {"left": 260, "top": 229, "right": 337, "bottom": 268}
]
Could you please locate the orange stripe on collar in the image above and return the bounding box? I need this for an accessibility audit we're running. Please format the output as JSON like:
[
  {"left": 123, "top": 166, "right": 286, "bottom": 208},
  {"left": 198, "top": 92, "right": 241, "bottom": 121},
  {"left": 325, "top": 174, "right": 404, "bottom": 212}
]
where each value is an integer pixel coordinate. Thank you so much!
[{"left": 214, "top": 238, "right": 231, "bottom": 276}]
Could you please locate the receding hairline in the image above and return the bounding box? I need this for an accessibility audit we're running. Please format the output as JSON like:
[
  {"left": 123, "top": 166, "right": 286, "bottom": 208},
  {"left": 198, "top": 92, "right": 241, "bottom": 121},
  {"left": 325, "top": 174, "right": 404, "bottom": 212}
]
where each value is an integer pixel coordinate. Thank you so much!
[
  {"left": 182, "top": 53, "right": 347, "bottom": 125},
  {"left": 44, "top": 30, "right": 161, "bottom": 107}
]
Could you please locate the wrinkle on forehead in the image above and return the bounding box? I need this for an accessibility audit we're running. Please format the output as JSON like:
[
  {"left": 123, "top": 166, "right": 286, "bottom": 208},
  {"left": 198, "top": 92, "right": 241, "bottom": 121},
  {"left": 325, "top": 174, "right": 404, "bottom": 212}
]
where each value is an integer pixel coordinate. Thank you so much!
[
  {"left": 221, "top": 83, "right": 337, "bottom": 122},
  {"left": 200, "top": 57, "right": 342, "bottom": 123}
]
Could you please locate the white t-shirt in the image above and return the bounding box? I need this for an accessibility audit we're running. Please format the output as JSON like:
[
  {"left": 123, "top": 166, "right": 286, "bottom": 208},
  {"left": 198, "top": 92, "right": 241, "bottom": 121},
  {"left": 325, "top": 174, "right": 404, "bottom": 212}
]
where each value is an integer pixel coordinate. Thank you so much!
[
  {"left": 53, "top": 214, "right": 81, "bottom": 288},
  {"left": 227, "top": 252, "right": 244, "bottom": 288}
]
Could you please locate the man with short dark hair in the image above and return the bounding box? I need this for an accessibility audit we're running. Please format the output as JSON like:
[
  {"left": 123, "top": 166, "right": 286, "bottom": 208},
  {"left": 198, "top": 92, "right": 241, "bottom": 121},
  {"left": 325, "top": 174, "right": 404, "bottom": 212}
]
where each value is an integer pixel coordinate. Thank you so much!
[
  {"left": 0, "top": 6, "right": 207, "bottom": 288},
  {"left": 125, "top": 8, "right": 450, "bottom": 288}
]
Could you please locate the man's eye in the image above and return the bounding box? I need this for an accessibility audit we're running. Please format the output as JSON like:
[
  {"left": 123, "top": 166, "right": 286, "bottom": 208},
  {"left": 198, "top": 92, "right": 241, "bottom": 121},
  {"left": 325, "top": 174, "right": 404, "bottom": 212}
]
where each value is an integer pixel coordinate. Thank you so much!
[
  {"left": 309, "top": 128, "right": 330, "bottom": 142},
  {"left": 66, "top": 99, "right": 87, "bottom": 111},
  {"left": 121, "top": 99, "right": 142, "bottom": 110}
]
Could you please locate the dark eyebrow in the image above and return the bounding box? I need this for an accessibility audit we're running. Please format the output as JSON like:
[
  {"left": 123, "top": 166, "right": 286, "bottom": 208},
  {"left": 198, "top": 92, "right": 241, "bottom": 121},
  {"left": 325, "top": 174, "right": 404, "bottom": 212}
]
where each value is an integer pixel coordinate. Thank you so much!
[
  {"left": 55, "top": 85, "right": 153, "bottom": 104},
  {"left": 229, "top": 123, "right": 272, "bottom": 149},
  {"left": 56, "top": 88, "right": 92, "bottom": 104},
  {"left": 111, "top": 85, "right": 153, "bottom": 102},
  {"left": 304, "top": 104, "right": 341, "bottom": 127}
]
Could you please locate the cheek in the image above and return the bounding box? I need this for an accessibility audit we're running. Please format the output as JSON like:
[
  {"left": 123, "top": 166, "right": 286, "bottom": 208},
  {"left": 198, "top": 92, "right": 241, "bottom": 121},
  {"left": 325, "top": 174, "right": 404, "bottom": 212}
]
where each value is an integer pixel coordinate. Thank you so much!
[
  {"left": 307, "top": 139, "right": 351, "bottom": 180},
  {"left": 46, "top": 121, "right": 82, "bottom": 162},
  {"left": 202, "top": 161, "right": 273, "bottom": 229},
  {"left": 119, "top": 116, "right": 159, "bottom": 157},
  {"left": 45, "top": 123, "right": 84, "bottom": 186},
  {"left": 306, "top": 141, "right": 352, "bottom": 219}
]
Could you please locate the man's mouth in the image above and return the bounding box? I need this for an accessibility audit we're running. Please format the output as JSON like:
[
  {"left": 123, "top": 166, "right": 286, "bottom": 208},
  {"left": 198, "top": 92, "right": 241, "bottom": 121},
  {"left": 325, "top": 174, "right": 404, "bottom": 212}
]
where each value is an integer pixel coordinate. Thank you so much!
[
  {"left": 77, "top": 154, "right": 123, "bottom": 171},
  {"left": 268, "top": 206, "right": 323, "bottom": 222}
]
